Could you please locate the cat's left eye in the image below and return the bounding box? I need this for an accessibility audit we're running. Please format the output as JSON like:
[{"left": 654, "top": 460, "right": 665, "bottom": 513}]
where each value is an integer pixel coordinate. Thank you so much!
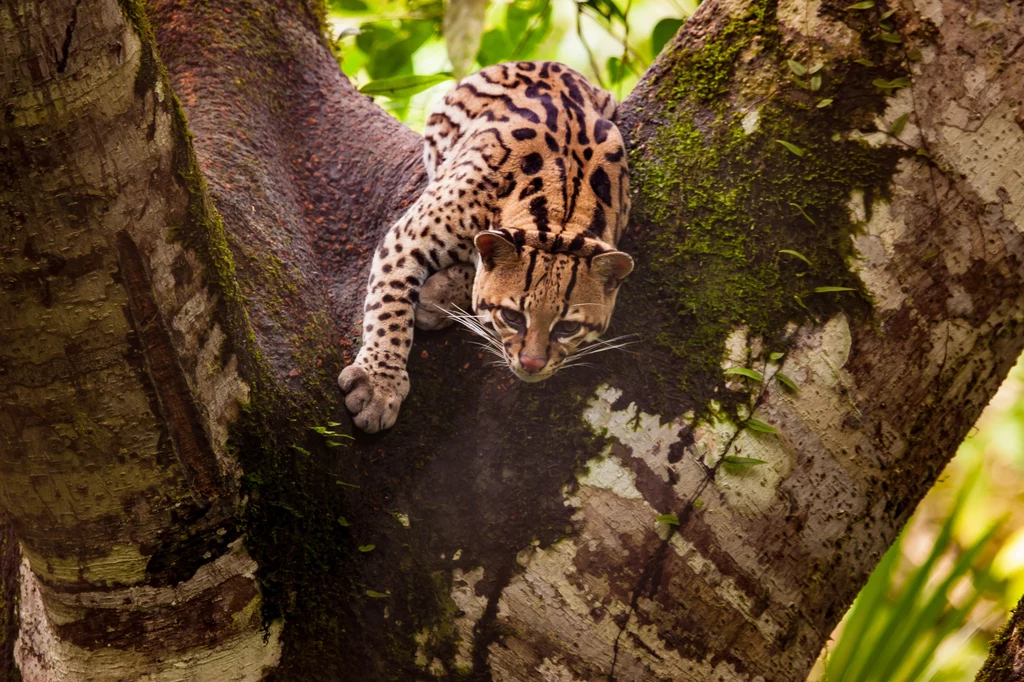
[
  {"left": 554, "top": 320, "right": 582, "bottom": 337},
  {"left": 501, "top": 308, "right": 526, "bottom": 329}
]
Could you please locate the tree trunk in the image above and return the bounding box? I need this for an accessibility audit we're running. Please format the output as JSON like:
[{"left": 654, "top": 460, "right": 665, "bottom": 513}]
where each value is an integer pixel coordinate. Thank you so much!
[
  {"left": 978, "top": 595, "right": 1024, "bottom": 682},
  {"left": 1, "top": 0, "right": 1022, "bottom": 680}
]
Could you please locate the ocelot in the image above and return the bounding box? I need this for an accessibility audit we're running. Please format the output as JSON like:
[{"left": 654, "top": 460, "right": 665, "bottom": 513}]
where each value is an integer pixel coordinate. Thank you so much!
[{"left": 339, "top": 61, "right": 633, "bottom": 432}]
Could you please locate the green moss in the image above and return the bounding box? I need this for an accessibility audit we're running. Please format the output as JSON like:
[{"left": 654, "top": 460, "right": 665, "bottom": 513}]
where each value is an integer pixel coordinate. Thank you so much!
[{"left": 623, "top": 0, "right": 908, "bottom": 418}]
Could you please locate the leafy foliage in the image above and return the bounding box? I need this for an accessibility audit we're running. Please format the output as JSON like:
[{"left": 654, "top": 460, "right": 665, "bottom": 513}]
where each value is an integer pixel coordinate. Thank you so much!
[{"left": 328, "top": 0, "right": 700, "bottom": 126}]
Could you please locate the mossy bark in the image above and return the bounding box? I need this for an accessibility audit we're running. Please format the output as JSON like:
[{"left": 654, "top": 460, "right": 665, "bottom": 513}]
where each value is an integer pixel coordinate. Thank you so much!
[
  {"left": 1, "top": 0, "right": 276, "bottom": 679},
  {"left": 977, "top": 594, "right": 1024, "bottom": 682},
  {"left": 2, "top": 0, "right": 1023, "bottom": 680}
]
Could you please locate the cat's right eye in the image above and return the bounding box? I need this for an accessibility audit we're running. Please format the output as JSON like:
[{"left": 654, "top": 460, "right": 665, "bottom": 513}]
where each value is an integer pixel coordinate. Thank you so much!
[{"left": 501, "top": 308, "right": 526, "bottom": 329}]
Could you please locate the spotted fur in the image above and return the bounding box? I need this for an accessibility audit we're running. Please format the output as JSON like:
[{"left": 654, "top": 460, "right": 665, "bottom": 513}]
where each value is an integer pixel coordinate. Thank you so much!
[{"left": 339, "top": 61, "right": 633, "bottom": 432}]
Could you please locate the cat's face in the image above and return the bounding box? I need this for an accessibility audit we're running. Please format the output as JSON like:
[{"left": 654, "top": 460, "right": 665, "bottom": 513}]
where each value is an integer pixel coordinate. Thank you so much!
[{"left": 470, "top": 231, "right": 633, "bottom": 382}]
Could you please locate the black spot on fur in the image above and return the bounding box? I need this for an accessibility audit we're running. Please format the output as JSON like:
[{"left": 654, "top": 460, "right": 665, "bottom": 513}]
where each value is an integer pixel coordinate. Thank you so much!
[
  {"left": 521, "top": 152, "right": 544, "bottom": 175},
  {"left": 589, "top": 167, "right": 612, "bottom": 205}
]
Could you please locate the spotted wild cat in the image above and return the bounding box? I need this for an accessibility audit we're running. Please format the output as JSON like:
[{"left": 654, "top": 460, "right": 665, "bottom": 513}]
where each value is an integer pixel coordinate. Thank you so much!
[{"left": 339, "top": 61, "right": 634, "bottom": 432}]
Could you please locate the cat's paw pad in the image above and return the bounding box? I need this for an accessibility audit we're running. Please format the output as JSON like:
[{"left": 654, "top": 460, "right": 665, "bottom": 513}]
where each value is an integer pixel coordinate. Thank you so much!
[{"left": 338, "top": 363, "right": 410, "bottom": 433}]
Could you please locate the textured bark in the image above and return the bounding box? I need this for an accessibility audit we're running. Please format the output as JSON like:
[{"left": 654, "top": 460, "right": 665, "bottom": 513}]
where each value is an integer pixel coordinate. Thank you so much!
[
  {"left": 0, "top": 0, "right": 1022, "bottom": 681},
  {"left": 978, "top": 595, "right": 1024, "bottom": 682},
  {"left": 0, "top": 0, "right": 277, "bottom": 679}
]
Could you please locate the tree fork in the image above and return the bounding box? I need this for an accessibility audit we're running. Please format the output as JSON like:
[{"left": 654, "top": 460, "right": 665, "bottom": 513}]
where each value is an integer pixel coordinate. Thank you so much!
[{"left": 1, "top": 0, "right": 1023, "bottom": 680}]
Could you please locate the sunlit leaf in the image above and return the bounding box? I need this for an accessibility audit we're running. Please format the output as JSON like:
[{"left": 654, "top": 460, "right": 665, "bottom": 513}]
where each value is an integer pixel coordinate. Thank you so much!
[
  {"left": 745, "top": 419, "right": 778, "bottom": 434},
  {"left": 338, "top": 516, "right": 351, "bottom": 527},
  {"left": 722, "top": 455, "right": 768, "bottom": 466},
  {"left": 787, "top": 59, "right": 807, "bottom": 76},
  {"left": 725, "top": 367, "right": 764, "bottom": 382},
  {"left": 776, "top": 373, "right": 799, "bottom": 392},
  {"left": 889, "top": 112, "right": 909, "bottom": 136},
  {"left": 880, "top": 32, "right": 902, "bottom": 43},
  {"left": 365, "top": 589, "right": 389, "bottom": 598},
  {"left": 814, "top": 286, "right": 857, "bottom": 293},
  {"left": 656, "top": 513, "right": 680, "bottom": 525},
  {"left": 817, "top": 97, "right": 834, "bottom": 108},
  {"left": 810, "top": 73, "right": 822, "bottom": 91},
  {"left": 779, "top": 249, "right": 812, "bottom": 266},
  {"left": 776, "top": 139, "right": 805, "bottom": 156},
  {"left": 359, "top": 72, "right": 454, "bottom": 98},
  {"left": 845, "top": 0, "right": 875, "bottom": 8},
  {"left": 769, "top": 351, "right": 785, "bottom": 361},
  {"left": 358, "top": 544, "right": 376, "bottom": 552}
]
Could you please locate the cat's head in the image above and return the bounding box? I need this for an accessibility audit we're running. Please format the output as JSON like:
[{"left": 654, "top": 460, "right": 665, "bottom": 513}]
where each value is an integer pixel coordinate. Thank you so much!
[{"left": 470, "top": 230, "right": 633, "bottom": 382}]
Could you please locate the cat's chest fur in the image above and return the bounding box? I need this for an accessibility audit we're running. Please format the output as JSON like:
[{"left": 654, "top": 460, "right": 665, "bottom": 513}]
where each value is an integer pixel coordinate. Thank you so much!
[{"left": 339, "top": 61, "right": 633, "bottom": 433}]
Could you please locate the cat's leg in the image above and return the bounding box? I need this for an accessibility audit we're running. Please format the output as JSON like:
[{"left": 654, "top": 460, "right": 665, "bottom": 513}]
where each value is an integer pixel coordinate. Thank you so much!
[
  {"left": 414, "top": 263, "right": 475, "bottom": 331},
  {"left": 339, "top": 185, "right": 478, "bottom": 433}
]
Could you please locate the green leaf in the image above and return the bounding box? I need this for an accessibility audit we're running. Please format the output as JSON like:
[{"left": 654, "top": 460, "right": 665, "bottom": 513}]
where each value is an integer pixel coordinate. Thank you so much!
[
  {"left": 443, "top": 0, "right": 488, "bottom": 77},
  {"left": 880, "top": 8, "right": 896, "bottom": 18},
  {"left": 326, "top": 440, "right": 347, "bottom": 448},
  {"left": 358, "top": 544, "right": 376, "bottom": 552},
  {"left": 854, "top": 57, "right": 875, "bottom": 67},
  {"left": 807, "top": 63, "right": 823, "bottom": 75},
  {"left": 745, "top": 419, "right": 779, "bottom": 434},
  {"left": 291, "top": 445, "right": 311, "bottom": 456},
  {"left": 845, "top": 0, "right": 874, "bottom": 8},
  {"left": 359, "top": 72, "right": 453, "bottom": 99},
  {"left": 810, "top": 73, "right": 822, "bottom": 91},
  {"left": 889, "top": 112, "right": 909, "bottom": 136},
  {"left": 329, "top": 0, "right": 368, "bottom": 11},
  {"left": 724, "top": 367, "right": 764, "bottom": 382},
  {"left": 606, "top": 56, "right": 628, "bottom": 85},
  {"left": 873, "top": 76, "right": 911, "bottom": 90},
  {"left": 814, "top": 286, "right": 857, "bottom": 293},
  {"left": 337, "top": 516, "right": 351, "bottom": 527},
  {"left": 336, "top": 479, "right": 360, "bottom": 489},
  {"left": 365, "top": 590, "right": 389, "bottom": 598},
  {"left": 776, "top": 372, "right": 799, "bottom": 392},
  {"left": 651, "top": 18, "right": 684, "bottom": 56},
  {"left": 831, "top": 132, "right": 842, "bottom": 142},
  {"left": 769, "top": 351, "right": 785, "bottom": 361},
  {"left": 816, "top": 98, "right": 833, "bottom": 109},
  {"left": 655, "top": 513, "right": 680, "bottom": 525},
  {"left": 722, "top": 455, "right": 768, "bottom": 466},
  {"left": 779, "top": 249, "right": 812, "bottom": 266},
  {"left": 775, "top": 140, "right": 805, "bottom": 157},
  {"left": 327, "top": 421, "right": 342, "bottom": 427},
  {"left": 786, "top": 59, "right": 807, "bottom": 76},
  {"left": 879, "top": 31, "right": 902, "bottom": 43}
]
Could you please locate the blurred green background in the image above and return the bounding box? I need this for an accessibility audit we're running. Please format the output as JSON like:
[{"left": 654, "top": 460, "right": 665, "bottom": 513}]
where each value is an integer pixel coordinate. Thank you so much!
[
  {"left": 327, "top": 0, "right": 698, "bottom": 128},
  {"left": 325, "top": 0, "right": 1024, "bottom": 676}
]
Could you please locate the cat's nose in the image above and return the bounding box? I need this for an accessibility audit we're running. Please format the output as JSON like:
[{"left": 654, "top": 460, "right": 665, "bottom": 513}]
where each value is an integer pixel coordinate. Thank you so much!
[{"left": 519, "top": 354, "right": 548, "bottom": 374}]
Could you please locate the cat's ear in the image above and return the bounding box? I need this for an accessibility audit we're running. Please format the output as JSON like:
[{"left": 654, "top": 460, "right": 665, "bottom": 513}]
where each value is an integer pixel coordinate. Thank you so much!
[
  {"left": 475, "top": 231, "right": 519, "bottom": 270},
  {"left": 591, "top": 251, "right": 633, "bottom": 292}
]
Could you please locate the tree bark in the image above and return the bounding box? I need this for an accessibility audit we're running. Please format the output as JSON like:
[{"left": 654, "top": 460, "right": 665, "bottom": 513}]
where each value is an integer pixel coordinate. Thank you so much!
[
  {"left": 978, "top": 595, "right": 1024, "bottom": 682},
  {"left": 1, "top": 0, "right": 1022, "bottom": 681}
]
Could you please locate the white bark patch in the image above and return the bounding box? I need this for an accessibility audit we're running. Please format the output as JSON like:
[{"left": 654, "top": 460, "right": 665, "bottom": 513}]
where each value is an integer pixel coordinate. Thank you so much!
[
  {"left": 577, "top": 455, "right": 643, "bottom": 499},
  {"left": 693, "top": 417, "right": 795, "bottom": 517},
  {"left": 914, "top": 0, "right": 945, "bottom": 26},
  {"left": 741, "top": 109, "right": 760, "bottom": 135},
  {"left": 582, "top": 385, "right": 686, "bottom": 484},
  {"left": 938, "top": 98, "right": 1024, "bottom": 229},
  {"left": 15, "top": 540, "right": 281, "bottom": 681},
  {"left": 450, "top": 567, "right": 487, "bottom": 670},
  {"left": 850, "top": 180, "right": 915, "bottom": 312}
]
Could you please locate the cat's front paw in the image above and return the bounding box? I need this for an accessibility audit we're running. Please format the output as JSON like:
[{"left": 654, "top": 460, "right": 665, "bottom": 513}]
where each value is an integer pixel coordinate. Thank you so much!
[{"left": 338, "top": 362, "right": 410, "bottom": 433}]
